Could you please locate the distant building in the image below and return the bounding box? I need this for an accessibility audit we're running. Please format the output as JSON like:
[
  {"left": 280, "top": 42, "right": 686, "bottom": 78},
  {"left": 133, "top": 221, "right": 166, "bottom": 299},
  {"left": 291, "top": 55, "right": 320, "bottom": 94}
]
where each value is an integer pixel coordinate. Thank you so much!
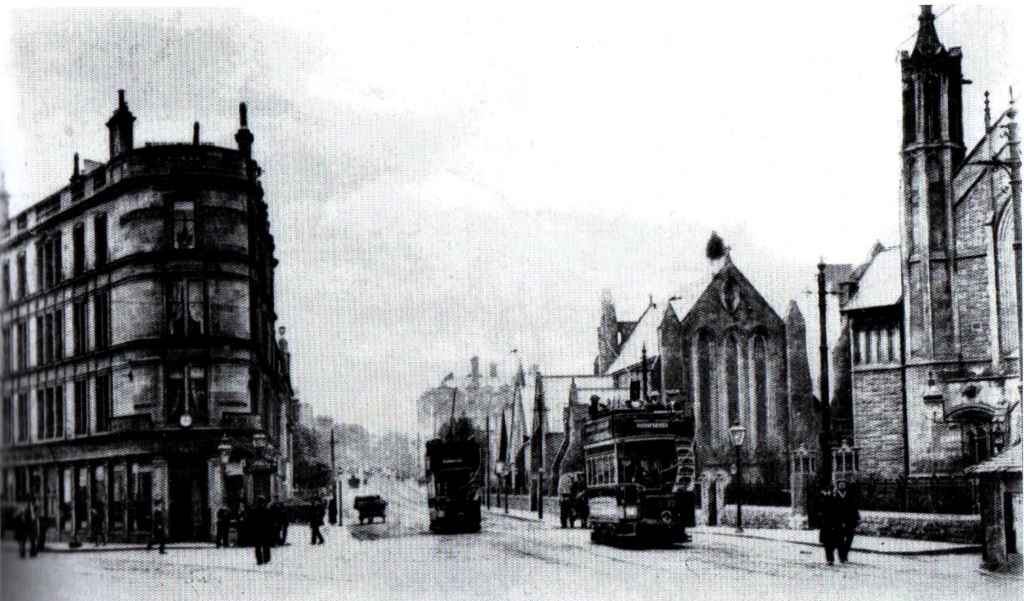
[
  {"left": 417, "top": 356, "right": 510, "bottom": 440},
  {"left": 0, "top": 91, "right": 293, "bottom": 542},
  {"left": 841, "top": 7, "right": 1021, "bottom": 486}
]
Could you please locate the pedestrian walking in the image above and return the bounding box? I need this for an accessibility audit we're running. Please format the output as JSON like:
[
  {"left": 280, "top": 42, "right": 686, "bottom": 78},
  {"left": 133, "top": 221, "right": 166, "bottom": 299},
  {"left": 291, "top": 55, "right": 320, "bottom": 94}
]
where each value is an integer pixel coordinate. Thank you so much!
[
  {"left": 815, "top": 484, "right": 839, "bottom": 565},
  {"left": 250, "top": 496, "right": 273, "bottom": 565},
  {"left": 834, "top": 480, "right": 860, "bottom": 563},
  {"left": 147, "top": 500, "right": 166, "bottom": 554},
  {"left": 26, "top": 501, "right": 39, "bottom": 556},
  {"left": 269, "top": 501, "right": 286, "bottom": 546},
  {"left": 15, "top": 502, "right": 37, "bottom": 559},
  {"left": 328, "top": 497, "right": 338, "bottom": 525},
  {"left": 276, "top": 503, "right": 289, "bottom": 545},
  {"left": 90, "top": 506, "right": 106, "bottom": 546},
  {"left": 36, "top": 515, "right": 49, "bottom": 552},
  {"left": 573, "top": 474, "right": 589, "bottom": 529},
  {"left": 309, "top": 498, "right": 325, "bottom": 545},
  {"left": 215, "top": 504, "right": 232, "bottom": 548}
]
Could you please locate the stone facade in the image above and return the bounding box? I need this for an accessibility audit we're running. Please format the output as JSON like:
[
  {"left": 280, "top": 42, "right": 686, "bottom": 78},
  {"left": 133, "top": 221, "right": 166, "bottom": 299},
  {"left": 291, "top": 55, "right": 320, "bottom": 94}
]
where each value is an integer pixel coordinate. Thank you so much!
[
  {"left": 851, "top": 368, "right": 904, "bottom": 477},
  {"left": 0, "top": 91, "right": 295, "bottom": 542}
]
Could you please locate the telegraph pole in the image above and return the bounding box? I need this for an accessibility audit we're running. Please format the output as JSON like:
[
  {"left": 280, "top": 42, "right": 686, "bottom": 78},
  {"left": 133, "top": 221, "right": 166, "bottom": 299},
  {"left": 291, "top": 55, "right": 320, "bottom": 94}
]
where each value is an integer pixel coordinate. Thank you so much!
[
  {"left": 537, "top": 402, "right": 544, "bottom": 520},
  {"left": 817, "top": 261, "right": 833, "bottom": 486},
  {"left": 330, "top": 427, "right": 338, "bottom": 525},
  {"left": 485, "top": 414, "right": 491, "bottom": 509}
]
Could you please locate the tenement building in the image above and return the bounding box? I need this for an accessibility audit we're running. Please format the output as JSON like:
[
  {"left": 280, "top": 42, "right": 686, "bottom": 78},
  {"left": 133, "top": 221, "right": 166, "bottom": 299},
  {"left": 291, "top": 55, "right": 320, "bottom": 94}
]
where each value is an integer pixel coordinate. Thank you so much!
[
  {"left": 593, "top": 250, "right": 819, "bottom": 524},
  {"left": 840, "top": 7, "right": 1021, "bottom": 484},
  {"left": 0, "top": 91, "right": 295, "bottom": 542}
]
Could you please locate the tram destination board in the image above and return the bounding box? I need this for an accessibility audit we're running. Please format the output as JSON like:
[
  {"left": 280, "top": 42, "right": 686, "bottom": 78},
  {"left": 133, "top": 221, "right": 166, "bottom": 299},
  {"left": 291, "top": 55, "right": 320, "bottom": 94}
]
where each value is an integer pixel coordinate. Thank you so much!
[{"left": 583, "top": 411, "right": 694, "bottom": 444}]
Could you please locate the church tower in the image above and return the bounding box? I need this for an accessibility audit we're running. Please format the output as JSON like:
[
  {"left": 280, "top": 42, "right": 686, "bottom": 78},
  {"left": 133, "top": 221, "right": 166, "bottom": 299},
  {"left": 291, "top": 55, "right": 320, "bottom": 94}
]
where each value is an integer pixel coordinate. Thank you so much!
[{"left": 900, "top": 5, "right": 966, "bottom": 361}]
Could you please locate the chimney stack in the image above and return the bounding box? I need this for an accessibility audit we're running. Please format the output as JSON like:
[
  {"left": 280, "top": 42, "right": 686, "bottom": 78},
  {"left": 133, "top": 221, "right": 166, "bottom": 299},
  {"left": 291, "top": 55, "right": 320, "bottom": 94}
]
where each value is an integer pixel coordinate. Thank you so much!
[
  {"left": 106, "top": 89, "right": 136, "bottom": 159},
  {"left": 72, "top": 153, "right": 80, "bottom": 180},
  {"left": 235, "top": 102, "right": 254, "bottom": 159},
  {"left": 0, "top": 172, "right": 9, "bottom": 228},
  {"left": 193, "top": 122, "right": 200, "bottom": 145}
]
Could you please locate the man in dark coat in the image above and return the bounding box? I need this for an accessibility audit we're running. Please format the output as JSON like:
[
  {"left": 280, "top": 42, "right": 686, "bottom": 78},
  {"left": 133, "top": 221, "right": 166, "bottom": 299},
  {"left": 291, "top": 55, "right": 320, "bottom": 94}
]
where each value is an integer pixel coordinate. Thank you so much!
[
  {"left": 147, "top": 500, "right": 166, "bottom": 554},
  {"left": 215, "top": 504, "right": 232, "bottom": 548},
  {"left": 309, "top": 499, "right": 325, "bottom": 545},
  {"left": 572, "top": 474, "right": 589, "bottom": 529},
  {"left": 90, "top": 505, "right": 106, "bottom": 546},
  {"left": 250, "top": 496, "right": 273, "bottom": 565},
  {"left": 815, "top": 484, "right": 839, "bottom": 565},
  {"left": 277, "top": 502, "right": 289, "bottom": 545},
  {"left": 834, "top": 480, "right": 860, "bottom": 563},
  {"left": 269, "top": 501, "right": 286, "bottom": 546},
  {"left": 328, "top": 497, "right": 338, "bottom": 525},
  {"left": 15, "top": 502, "right": 37, "bottom": 559}
]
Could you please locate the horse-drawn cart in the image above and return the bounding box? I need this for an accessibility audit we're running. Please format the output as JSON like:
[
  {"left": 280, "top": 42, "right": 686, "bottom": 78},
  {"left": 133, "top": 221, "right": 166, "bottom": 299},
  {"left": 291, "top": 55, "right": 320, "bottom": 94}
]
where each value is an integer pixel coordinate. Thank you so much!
[{"left": 353, "top": 495, "right": 387, "bottom": 524}]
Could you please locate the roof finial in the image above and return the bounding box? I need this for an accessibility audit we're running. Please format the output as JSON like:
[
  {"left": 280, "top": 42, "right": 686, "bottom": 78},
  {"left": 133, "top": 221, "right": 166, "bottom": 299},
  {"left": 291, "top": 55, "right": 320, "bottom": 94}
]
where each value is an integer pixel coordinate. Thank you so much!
[
  {"left": 984, "top": 91, "right": 991, "bottom": 130},
  {"left": 1010, "top": 86, "right": 1017, "bottom": 120},
  {"left": 706, "top": 231, "right": 727, "bottom": 261},
  {"left": 913, "top": 5, "right": 944, "bottom": 57}
]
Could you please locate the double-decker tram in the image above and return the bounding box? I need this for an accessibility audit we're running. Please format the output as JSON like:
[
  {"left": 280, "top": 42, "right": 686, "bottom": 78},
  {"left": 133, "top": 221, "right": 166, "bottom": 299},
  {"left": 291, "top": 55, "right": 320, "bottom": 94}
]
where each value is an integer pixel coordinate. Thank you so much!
[
  {"left": 425, "top": 438, "right": 482, "bottom": 533},
  {"left": 583, "top": 406, "right": 695, "bottom": 545}
]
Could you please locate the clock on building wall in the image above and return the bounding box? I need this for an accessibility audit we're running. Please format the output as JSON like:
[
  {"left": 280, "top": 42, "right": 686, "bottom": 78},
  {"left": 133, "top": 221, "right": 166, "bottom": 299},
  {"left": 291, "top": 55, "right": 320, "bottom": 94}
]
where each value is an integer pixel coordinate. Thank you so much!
[{"left": 179, "top": 414, "right": 193, "bottom": 428}]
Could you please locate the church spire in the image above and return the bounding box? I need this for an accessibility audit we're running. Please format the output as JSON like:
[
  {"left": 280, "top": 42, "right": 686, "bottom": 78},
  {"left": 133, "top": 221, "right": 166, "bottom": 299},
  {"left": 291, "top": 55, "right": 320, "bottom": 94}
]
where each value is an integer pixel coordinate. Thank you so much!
[{"left": 912, "top": 6, "right": 945, "bottom": 58}]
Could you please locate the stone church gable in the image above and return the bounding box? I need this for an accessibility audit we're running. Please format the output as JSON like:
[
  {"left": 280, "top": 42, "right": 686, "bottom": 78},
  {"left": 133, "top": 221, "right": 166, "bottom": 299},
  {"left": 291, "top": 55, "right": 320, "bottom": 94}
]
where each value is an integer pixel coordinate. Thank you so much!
[{"left": 678, "top": 260, "right": 785, "bottom": 337}]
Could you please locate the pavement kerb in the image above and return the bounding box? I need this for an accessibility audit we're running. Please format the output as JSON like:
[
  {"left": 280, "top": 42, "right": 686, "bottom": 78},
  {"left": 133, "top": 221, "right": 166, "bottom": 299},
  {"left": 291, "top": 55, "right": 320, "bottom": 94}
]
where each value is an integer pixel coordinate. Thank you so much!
[
  {"left": 484, "top": 507, "right": 542, "bottom": 523},
  {"left": 482, "top": 508, "right": 980, "bottom": 557},
  {"left": 694, "top": 528, "right": 980, "bottom": 556},
  {"left": 0, "top": 539, "right": 275, "bottom": 554}
]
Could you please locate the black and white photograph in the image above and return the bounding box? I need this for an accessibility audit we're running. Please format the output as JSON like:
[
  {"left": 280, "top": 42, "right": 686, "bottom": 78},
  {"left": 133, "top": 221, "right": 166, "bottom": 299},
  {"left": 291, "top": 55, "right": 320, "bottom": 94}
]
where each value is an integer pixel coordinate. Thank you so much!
[{"left": 0, "top": 4, "right": 1021, "bottom": 600}]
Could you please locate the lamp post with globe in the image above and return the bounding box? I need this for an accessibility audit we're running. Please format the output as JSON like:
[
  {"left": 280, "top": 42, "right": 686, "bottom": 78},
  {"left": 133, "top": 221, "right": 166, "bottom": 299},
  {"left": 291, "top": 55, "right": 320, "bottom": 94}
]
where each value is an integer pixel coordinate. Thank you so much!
[{"left": 729, "top": 425, "right": 747, "bottom": 533}]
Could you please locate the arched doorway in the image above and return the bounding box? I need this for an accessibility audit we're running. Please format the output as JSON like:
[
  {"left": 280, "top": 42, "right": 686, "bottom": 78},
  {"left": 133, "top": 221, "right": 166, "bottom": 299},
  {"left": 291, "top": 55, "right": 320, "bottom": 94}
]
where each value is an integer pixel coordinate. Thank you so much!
[{"left": 954, "top": 408, "right": 996, "bottom": 469}]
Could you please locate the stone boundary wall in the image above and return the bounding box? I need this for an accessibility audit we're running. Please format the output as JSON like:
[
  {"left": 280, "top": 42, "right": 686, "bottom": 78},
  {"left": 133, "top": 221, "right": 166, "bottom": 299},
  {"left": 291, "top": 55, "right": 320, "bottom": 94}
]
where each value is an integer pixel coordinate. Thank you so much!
[
  {"left": 494, "top": 496, "right": 980, "bottom": 543},
  {"left": 716, "top": 504, "right": 981, "bottom": 543}
]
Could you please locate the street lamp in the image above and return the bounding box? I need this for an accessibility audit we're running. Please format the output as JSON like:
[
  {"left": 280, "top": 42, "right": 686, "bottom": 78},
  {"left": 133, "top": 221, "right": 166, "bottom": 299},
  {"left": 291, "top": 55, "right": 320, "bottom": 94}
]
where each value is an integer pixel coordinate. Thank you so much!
[
  {"left": 495, "top": 461, "right": 508, "bottom": 514},
  {"left": 729, "top": 424, "right": 747, "bottom": 533},
  {"left": 252, "top": 432, "right": 269, "bottom": 502},
  {"left": 218, "top": 436, "right": 233, "bottom": 509}
]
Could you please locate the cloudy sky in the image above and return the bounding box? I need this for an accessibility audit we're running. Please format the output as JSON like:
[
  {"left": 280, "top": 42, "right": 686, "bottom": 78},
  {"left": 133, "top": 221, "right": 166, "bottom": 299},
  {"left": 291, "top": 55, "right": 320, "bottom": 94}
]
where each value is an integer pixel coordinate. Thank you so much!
[{"left": 0, "top": 4, "right": 1020, "bottom": 434}]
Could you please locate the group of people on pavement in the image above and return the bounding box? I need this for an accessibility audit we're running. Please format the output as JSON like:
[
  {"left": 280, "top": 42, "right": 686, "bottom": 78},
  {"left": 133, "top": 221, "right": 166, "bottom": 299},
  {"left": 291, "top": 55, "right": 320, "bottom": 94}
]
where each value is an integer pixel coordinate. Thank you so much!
[
  {"left": 816, "top": 479, "right": 860, "bottom": 565},
  {"left": 12, "top": 499, "right": 43, "bottom": 559},
  {"left": 558, "top": 473, "right": 589, "bottom": 529},
  {"left": 245, "top": 496, "right": 328, "bottom": 565},
  {"left": 10, "top": 492, "right": 334, "bottom": 563}
]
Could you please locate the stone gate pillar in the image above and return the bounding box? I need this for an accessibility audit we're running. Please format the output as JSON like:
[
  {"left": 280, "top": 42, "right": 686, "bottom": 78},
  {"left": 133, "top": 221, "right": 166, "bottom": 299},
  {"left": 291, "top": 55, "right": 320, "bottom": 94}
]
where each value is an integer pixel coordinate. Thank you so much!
[{"left": 789, "top": 445, "right": 815, "bottom": 529}]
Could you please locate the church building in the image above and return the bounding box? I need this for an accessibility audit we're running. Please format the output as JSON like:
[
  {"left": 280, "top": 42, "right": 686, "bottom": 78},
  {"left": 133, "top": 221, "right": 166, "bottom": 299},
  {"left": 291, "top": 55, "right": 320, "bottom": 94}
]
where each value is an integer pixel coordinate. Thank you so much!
[{"left": 594, "top": 247, "right": 818, "bottom": 523}]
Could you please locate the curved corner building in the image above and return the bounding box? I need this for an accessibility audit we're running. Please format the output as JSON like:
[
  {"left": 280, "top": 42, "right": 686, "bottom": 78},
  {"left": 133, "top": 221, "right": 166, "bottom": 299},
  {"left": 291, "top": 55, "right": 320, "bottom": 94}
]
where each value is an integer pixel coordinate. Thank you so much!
[{"left": 0, "top": 91, "right": 295, "bottom": 542}]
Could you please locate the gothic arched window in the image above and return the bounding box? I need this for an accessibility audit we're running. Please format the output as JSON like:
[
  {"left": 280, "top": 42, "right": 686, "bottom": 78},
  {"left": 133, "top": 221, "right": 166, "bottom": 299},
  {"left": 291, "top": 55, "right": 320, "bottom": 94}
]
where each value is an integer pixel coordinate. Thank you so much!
[
  {"left": 926, "top": 155, "right": 947, "bottom": 251},
  {"left": 726, "top": 333, "right": 740, "bottom": 427},
  {"left": 753, "top": 334, "right": 768, "bottom": 449},
  {"left": 997, "top": 208, "right": 1019, "bottom": 355},
  {"left": 697, "top": 330, "right": 715, "bottom": 442}
]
